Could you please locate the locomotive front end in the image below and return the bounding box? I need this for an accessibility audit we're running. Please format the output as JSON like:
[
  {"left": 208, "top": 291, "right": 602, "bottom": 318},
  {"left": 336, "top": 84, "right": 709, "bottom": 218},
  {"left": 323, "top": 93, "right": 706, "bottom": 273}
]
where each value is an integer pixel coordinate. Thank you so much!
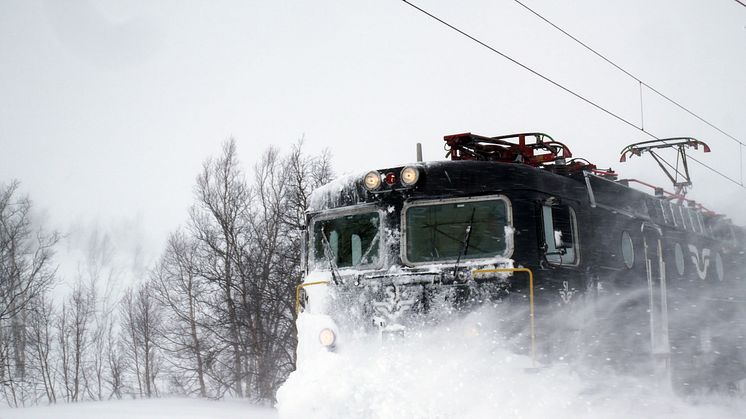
[{"left": 295, "top": 163, "right": 529, "bottom": 362}]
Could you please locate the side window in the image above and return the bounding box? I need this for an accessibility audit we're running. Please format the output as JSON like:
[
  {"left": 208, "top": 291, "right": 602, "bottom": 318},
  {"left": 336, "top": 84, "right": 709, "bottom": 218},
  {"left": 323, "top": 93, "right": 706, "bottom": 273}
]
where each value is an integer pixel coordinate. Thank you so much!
[
  {"left": 695, "top": 211, "right": 705, "bottom": 234},
  {"left": 660, "top": 201, "right": 673, "bottom": 225},
  {"left": 671, "top": 203, "right": 682, "bottom": 227},
  {"left": 697, "top": 213, "right": 710, "bottom": 236},
  {"left": 687, "top": 209, "right": 702, "bottom": 234},
  {"left": 542, "top": 204, "right": 579, "bottom": 265},
  {"left": 681, "top": 206, "right": 692, "bottom": 231},
  {"left": 675, "top": 205, "right": 690, "bottom": 230}
]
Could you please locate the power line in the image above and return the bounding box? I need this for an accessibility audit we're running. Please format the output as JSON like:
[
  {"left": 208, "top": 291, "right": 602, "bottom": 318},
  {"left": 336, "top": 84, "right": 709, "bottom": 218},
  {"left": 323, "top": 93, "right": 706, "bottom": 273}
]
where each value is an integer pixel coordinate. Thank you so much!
[
  {"left": 512, "top": 0, "right": 746, "bottom": 149},
  {"left": 734, "top": 0, "right": 746, "bottom": 9},
  {"left": 512, "top": 0, "right": 746, "bottom": 186},
  {"left": 688, "top": 153, "right": 744, "bottom": 187},
  {"left": 401, "top": 0, "right": 745, "bottom": 189},
  {"left": 400, "top": 1, "right": 644, "bottom": 134}
]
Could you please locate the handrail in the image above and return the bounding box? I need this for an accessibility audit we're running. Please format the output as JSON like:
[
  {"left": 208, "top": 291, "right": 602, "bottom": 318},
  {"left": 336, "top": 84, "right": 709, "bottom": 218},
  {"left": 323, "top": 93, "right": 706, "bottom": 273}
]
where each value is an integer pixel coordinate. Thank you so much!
[
  {"left": 295, "top": 281, "right": 329, "bottom": 315},
  {"left": 472, "top": 267, "right": 536, "bottom": 367},
  {"left": 619, "top": 178, "right": 716, "bottom": 214}
]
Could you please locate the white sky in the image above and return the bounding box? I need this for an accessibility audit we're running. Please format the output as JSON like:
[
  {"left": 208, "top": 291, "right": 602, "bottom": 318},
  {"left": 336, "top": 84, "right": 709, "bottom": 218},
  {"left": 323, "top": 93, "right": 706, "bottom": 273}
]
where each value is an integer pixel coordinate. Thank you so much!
[{"left": 1, "top": 0, "right": 745, "bottom": 279}]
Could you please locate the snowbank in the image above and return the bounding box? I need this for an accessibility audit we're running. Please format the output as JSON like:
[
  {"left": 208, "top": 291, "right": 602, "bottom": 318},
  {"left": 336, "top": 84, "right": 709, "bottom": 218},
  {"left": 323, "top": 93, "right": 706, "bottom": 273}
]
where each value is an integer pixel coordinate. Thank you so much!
[
  {"left": 0, "top": 398, "right": 277, "bottom": 419},
  {"left": 277, "top": 305, "right": 746, "bottom": 419}
]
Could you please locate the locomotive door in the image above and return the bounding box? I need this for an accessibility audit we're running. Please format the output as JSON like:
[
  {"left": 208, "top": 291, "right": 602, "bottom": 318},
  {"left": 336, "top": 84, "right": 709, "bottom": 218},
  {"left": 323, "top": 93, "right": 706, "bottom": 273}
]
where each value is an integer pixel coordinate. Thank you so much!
[{"left": 642, "top": 223, "right": 671, "bottom": 378}]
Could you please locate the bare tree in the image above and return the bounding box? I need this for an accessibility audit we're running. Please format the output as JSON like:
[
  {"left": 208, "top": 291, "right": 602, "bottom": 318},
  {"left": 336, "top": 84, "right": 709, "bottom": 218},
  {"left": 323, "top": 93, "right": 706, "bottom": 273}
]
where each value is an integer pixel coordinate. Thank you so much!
[
  {"left": 119, "top": 281, "right": 161, "bottom": 398},
  {"left": 184, "top": 139, "right": 332, "bottom": 401},
  {"left": 78, "top": 229, "right": 119, "bottom": 401},
  {"left": 57, "top": 282, "right": 95, "bottom": 402},
  {"left": 151, "top": 231, "right": 210, "bottom": 397},
  {"left": 241, "top": 147, "right": 289, "bottom": 400},
  {"left": 0, "top": 181, "right": 58, "bottom": 406},
  {"left": 239, "top": 141, "right": 332, "bottom": 399},
  {"left": 119, "top": 288, "right": 143, "bottom": 397},
  {"left": 104, "top": 321, "right": 124, "bottom": 400},
  {"left": 0, "top": 181, "right": 59, "bottom": 323},
  {"left": 285, "top": 140, "right": 334, "bottom": 234},
  {"left": 25, "top": 294, "right": 57, "bottom": 404},
  {"left": 1, "top": 140, "right": 334, "bottom": 406},
  {"left": 188, "top": 139, "right": 252, "bottom": 398}
]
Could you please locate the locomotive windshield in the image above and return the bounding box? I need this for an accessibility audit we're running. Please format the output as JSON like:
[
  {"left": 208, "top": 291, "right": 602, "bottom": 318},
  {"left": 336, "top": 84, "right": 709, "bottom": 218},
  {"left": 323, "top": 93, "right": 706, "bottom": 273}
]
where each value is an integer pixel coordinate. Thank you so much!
[
  {"left": 312, "top": 211, "right": 381, "bottom": 269},
  {"left": 404, "top": 196, "right": 511, "bottom": 264}
]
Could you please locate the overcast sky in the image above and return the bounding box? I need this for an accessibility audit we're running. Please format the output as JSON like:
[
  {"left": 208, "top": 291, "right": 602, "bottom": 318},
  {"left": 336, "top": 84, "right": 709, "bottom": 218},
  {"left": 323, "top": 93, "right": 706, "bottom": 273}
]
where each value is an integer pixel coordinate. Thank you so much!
[{"left": 1, "top": 0, "right": 744, "bottom": 282}]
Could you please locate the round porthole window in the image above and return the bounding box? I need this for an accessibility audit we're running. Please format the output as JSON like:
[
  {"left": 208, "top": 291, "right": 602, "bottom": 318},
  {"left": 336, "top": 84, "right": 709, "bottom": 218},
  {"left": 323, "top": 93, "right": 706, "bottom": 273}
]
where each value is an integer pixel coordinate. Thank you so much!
[
  {"left": 714, "top": 252, "right": 724, "bottom": 281},
  {"left": 621, "top": 231, "right": 634, "bottom": 269},
  {"left": 674, "top": 243, "right": 685, "bottom": 276}
]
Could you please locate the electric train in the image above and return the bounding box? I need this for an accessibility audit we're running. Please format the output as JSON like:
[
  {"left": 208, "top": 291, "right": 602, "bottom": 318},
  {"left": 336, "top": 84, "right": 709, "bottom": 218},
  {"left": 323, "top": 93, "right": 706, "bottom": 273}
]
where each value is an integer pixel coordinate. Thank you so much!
[{"left": 296, "top": 132, "right": 746, "bottom": 392}]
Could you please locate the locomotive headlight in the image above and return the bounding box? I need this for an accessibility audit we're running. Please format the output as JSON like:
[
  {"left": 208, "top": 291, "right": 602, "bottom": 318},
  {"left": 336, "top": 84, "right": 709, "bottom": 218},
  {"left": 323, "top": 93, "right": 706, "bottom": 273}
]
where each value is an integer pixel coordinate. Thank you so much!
[
  {"left": 319, "top": 328, "right": 336, "bottom": 347},
  {"left": 364, "top": 171, "right": 382, "bottom": 191},
  {"left": 400, "top": 166, "right": 420, "bottom": 186}
]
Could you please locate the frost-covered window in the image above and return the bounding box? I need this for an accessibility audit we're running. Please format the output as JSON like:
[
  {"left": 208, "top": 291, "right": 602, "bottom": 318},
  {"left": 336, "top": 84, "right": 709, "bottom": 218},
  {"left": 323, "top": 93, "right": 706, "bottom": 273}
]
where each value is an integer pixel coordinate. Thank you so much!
[
  {"left": 697, "top": 212, "right": 709, "bottom": 236},
  {"left": 312, "top": 211, "right": 380, "bottom": 269},
  {"left": 688, "top": 208, "right": 703, "bottom": 234},
  {"left": 542, "top": 205, "right": 578, "bottom": 265},
  {"left": 672, "top": 204, "right": 684, "bottom": 228},
  {"left": 660, "top": 201, "right": 673, "bottom": 225},
  {"left": 404, "top": 196, "right": 511, "bottom": 264},
  {"left": 679, "top": 205, "right": 692, "bottom": 231}
]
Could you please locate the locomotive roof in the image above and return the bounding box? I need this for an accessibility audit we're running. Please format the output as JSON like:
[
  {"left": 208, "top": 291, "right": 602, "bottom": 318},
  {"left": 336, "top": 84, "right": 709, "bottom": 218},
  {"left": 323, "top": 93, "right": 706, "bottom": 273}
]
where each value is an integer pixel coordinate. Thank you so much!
[
  {"left": 309, "top": 159, "right": 628, "bottom": 211},
  {"left": 308, "top": 159, "right": 743, "bottom": 241}
]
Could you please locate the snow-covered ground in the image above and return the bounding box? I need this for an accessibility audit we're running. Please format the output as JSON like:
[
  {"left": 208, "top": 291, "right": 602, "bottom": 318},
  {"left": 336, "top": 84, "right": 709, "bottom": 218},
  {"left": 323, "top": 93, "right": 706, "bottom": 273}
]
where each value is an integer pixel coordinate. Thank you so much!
[
  {"left": 4, "top": 307, "right": 745, "bottom": 419},
  {"left": 277, "top": 306, "right": 746, "bottom": 419},
  {"left": 0, "top": 398, "right": 277, "bottom": 419}
]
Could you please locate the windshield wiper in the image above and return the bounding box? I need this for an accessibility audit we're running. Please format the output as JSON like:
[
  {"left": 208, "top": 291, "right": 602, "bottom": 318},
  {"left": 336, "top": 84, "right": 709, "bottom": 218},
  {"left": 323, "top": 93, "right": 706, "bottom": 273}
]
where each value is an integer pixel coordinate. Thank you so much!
[
  {"left": 320, "top": 229, "right": 341, "bottom": 285},
  {"left": 425, "top": 225, "right": 488, "bottom": 254},
  {"left": 452, "top": 208, "right": 476, "bottom": 278}
]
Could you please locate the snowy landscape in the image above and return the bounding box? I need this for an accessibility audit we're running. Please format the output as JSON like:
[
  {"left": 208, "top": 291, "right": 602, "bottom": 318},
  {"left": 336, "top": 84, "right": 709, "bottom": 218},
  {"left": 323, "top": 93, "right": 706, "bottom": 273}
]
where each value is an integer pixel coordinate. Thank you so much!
[
  {"left": 2, "top": 0, "right": 746, "bottom": 418},
  {"left": 4, "top": 317, "right": 746, "bottom": 419},
  {"left": 0, "top": 398, "right": 276, "bottom": 419}
]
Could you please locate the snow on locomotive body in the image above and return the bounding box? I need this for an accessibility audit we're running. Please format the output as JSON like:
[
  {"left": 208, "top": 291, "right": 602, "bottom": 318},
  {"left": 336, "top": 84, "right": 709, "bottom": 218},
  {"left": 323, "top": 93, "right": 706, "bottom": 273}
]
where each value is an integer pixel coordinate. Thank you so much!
[{"left": 296, "top": 132, "right": 746, "bottom": 391}]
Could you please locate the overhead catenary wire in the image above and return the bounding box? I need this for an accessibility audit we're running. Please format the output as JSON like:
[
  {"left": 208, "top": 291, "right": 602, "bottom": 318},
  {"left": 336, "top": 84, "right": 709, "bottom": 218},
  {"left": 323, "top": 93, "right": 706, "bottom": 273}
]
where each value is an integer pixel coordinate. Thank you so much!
[
  {"left": 400, "top": 2, "right": 644, "bottom": 136},
  {"left": 688, "top": 153, "right": 744, "bottom": 187},
  {"left": 512, "top": 0, "right": 745, "bottom": 149},
  {"left": 511, "top": 0, "right": 746, "bottom": 184},
  {"left": 401, "top": 0, "right": 746, "bottom": 189}
]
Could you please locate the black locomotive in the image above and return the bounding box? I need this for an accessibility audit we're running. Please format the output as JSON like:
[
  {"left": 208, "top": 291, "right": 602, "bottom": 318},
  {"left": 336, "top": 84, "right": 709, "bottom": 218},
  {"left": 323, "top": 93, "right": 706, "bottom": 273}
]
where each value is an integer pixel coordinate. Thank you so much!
[{"left": 299, "top": 132, "right": 746, "bottom": 392}]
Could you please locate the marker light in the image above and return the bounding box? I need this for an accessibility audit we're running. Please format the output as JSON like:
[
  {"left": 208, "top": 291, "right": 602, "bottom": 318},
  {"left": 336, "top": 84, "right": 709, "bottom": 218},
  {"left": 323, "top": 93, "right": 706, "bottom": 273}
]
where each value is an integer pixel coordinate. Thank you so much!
[
  {"left": 384, "top": 172, "right": 397, "bottom": 185},
  {"left": 400, "top": 166, "right": 420, "bottom": 186},
  {"left": 364, "top": 171, "right": 381, "bottom": 191},
  {"left": 319, "top": 328, "right": 336, "bottom": 347}
]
